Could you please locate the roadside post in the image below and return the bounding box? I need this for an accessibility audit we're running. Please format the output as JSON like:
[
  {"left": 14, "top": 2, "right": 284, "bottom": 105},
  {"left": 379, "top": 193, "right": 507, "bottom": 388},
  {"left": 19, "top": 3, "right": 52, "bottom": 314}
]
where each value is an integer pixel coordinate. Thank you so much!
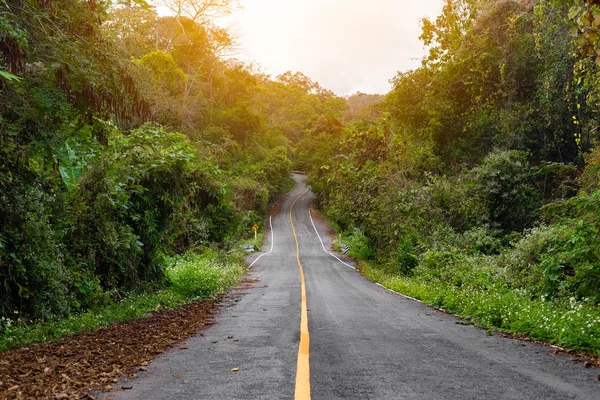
[{"left": 253, "top": 224, "right": 259, "bottom": 242}]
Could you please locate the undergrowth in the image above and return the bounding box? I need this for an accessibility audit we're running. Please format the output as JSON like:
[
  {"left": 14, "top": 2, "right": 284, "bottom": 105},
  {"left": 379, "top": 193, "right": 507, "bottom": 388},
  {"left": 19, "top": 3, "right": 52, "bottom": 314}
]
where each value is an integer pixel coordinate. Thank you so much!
[
  {"left": 358, "top": 260, "right": 600, "bottom": 354},
  {"left": 315, "top": 207, "right": 600, "bottom": 355},
  {"left": 0, "top": 248, "right": 248, "bottom": 352}
]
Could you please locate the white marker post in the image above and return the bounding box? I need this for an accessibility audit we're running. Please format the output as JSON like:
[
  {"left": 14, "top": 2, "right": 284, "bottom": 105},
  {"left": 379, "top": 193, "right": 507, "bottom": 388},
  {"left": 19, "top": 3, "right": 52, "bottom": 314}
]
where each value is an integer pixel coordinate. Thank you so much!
[{"left": 253, "top": 224, "right": 259, "bottom": 243}]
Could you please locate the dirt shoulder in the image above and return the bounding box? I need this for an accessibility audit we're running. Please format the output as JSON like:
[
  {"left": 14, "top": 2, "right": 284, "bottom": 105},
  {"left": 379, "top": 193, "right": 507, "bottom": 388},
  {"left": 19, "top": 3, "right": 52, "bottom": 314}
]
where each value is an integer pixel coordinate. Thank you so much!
[{"left": 0, "top": 280, "right": 256, "bottom": 399}]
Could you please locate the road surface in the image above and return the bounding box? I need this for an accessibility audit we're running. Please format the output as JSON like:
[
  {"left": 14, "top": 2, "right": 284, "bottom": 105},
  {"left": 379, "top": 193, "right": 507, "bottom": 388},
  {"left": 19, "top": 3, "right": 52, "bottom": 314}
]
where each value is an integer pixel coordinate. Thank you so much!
[{"left": 102, "top": 174, "right": 599, "bottom": 399}]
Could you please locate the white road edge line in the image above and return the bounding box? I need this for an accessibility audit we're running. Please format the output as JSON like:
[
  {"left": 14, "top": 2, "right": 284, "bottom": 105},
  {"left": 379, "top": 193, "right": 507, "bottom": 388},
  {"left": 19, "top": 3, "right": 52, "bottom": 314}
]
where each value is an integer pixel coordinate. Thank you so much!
[
  {"left": 384, "top": 288, "right": 424, "bottom": 304},
  {"left": 308, "top": 209, "right": 356, "bottom": 270},
  {"left": 249, "top": 216, "right": 274, "bottom": 268},
  {"left": 309, "top": 209, "right": 425, "bottom": 304}
]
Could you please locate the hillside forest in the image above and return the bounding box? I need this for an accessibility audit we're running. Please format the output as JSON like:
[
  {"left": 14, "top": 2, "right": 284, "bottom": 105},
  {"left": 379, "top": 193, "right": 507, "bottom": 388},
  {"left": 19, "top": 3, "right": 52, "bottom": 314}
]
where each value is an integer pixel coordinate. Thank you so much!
[{"left": 2, "top": 0, "right": 600, "bottom": 354}]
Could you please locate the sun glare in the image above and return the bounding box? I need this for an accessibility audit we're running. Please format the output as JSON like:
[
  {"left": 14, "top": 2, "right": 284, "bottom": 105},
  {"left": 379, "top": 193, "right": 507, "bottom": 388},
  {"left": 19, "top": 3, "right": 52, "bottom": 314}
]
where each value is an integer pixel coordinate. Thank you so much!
[{"left": 160, "top": 0, "right": 444, "bottom": 94}]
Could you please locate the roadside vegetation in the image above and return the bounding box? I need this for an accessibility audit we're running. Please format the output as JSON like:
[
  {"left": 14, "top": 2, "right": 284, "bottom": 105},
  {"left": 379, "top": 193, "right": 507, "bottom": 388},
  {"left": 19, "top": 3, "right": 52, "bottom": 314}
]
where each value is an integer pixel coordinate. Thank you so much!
[
  {"left": 0, "top": 248, "right": 249, "bottom": 352},
  {"left": 300, "top": 0, "right": 600, "bottom": 354},
  {"left": 0, "top": 0, "right": 343, "bottom": 349}
]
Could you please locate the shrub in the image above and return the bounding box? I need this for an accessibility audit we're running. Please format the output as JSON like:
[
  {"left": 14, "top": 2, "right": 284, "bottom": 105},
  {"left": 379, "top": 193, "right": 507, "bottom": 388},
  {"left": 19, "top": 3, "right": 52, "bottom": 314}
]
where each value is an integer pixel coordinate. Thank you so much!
[
  {"left": 579, "top": 145, "right": 600, "bottom": 192},
  {"left": 166, "top": 251, "right": 245, "bottom": 298},
  {"left": 499, "top": 219, "right": 600, "bottom": 302},
  {"left": 393, "top": 238, "right": 419, "bottom": 275},
  {"left": 468, "top": 150, "right": 541, "bottom": 232},
  {"left": 461, "top": 225, "right": 504, "bottom": 255},
  {"left": 499, "top": 225, "right": 566, "bottom": 296},
  {"left": 344, "top": 228, "right": 375, "bottom": 260}
]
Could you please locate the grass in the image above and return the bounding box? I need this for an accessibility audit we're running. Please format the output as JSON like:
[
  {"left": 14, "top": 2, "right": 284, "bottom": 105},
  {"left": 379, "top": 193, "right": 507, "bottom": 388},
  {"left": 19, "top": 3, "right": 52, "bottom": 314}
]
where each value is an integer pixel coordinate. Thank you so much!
[
  {"left": 0, "top": 248, "right": 248, "bottom": 352},
  {"left": 358, "top": 260, "right": 600, "bottom": 354},
  {"left": 313, "top": 207, "right": 600, "bottom": 355}
]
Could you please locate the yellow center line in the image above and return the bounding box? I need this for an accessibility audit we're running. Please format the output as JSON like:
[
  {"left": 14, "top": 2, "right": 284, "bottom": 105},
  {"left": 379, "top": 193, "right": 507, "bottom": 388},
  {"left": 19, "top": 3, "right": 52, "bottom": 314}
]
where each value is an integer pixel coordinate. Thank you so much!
[{"left": 290, "top": 188, "right": 311, "bottom": 400}]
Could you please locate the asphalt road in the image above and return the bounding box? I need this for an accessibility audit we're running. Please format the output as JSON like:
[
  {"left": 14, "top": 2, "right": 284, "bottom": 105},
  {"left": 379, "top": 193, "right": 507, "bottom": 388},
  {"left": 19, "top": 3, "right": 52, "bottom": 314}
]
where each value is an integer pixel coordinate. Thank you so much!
[{"left": 103, "top": 175, "right": 599, "bottom": 399}]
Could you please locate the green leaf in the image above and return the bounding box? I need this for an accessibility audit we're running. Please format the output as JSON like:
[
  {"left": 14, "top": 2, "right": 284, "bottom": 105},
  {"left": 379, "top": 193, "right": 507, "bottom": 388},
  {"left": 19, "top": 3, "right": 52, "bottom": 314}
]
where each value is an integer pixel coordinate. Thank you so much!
[
  {"left": 59, "top": 163, "right": 83, "bottom": 191},
  {"left": 568, "top": 6, "right": 582, "bottom": 20},
  {"left": 0, "top": 69, "right": 20, "bottom": 82},
  {"left": 57, "top": 143, "right": 84, "bottom": 191}
]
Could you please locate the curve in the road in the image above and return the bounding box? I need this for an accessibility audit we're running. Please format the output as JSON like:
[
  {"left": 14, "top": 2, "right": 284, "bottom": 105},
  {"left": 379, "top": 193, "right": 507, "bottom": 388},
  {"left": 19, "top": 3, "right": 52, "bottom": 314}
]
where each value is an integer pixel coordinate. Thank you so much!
[{"left": 100, "top": 174, "right": 600, "bottom": 400}]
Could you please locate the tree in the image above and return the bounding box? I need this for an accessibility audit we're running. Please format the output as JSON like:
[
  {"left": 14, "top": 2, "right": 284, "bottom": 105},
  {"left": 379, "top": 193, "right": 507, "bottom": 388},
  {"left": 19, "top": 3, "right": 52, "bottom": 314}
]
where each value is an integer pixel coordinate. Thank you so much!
[{"left": 159, "top": 0, "right": 240, "bottom": 23}]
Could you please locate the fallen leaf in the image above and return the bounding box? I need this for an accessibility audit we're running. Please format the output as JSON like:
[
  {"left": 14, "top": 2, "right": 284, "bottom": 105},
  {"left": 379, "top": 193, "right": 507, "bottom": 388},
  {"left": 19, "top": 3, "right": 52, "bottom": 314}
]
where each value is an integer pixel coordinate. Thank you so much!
[
  {"left": 122, "top": 385, "right": 133, "bottom": 390},
  {"left": 173, "top": 374, "right": 181, "bottom": 379},
  {"left": 180, "top": 346, "right": 189, "bottom": 350},
  {"left": 19, "top": 370, "right": 32, "bottom": 378},
  {"left": 231, "top": 368, "right": 239, "bottom": 372},
  {"left": 0, "top": 296, "right": 226, "bottom": 398}
]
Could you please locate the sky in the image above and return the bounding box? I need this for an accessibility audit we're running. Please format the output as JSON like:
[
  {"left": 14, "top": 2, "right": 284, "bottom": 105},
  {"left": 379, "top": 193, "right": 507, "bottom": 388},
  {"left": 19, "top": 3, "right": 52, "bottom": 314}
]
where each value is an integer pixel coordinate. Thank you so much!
[{"left": 160, "top": 1, "right": 445, "bottom": 95}]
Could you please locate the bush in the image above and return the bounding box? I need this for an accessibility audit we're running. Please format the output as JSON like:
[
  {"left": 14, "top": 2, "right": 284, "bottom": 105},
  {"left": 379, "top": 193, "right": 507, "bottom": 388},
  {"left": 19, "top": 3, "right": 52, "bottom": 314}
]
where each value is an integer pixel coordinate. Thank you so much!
[
  {"left": 344, "top": 228, "right": 375, "bottom": 260},
  {"left": 468, "top": 150, "right": 541, "bottom": 232},
  {"left": 499, "top": 220, "right": 600, "bottom": 302},
  {"left": 166, "top": 251, "right": 245, "bottom": 298},
  {"left": 230, "top": 176, "right": 269, "bottom": 213},
  {"left": 393, "top": 238, "right": 419, "bottom": 275},
  {"left": 461, "top": 225, "right": 505, "bottom": 255},
  {"left": 0, "top": 122, "right": 239, "bottom": 322}
]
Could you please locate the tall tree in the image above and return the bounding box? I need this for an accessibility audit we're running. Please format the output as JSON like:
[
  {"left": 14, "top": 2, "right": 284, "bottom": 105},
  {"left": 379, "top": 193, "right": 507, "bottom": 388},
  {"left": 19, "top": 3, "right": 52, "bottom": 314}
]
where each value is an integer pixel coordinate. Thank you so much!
[{"left": 159, "top": 0, "right": 239, "bottom": 22}]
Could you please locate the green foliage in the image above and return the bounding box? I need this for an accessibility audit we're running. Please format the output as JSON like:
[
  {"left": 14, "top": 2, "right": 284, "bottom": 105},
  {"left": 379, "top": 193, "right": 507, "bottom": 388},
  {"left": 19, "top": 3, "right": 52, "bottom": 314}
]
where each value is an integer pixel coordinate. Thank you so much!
[
  {"left": 166, "top": 250, "right": 245, "bottom": 298},
  {"left": 342, "top": 228, "right": 375, "bottom": 261},
  {"left": 467, "top": 150, "right": 541, "bottom": 232},
  {"left": 57, "top": 142, "right": 84, "bottom": 191},
  {"left": 0, "top": 0, "right": 311, "bottom": 329},
  {"left": 0, "top": 248, "right": 246, "bottom": 352},
  {"left": 460, "top": 225, "right": 504, "bottom": 255},
  {"left": 578, "top": 145, "right": 600, "bottom": 191},
  {"left": 392, "top": 238, "right": 419, "bottom": 275},
  {"left": 0, "top": 68, "right": 20, "bottom": 83}
]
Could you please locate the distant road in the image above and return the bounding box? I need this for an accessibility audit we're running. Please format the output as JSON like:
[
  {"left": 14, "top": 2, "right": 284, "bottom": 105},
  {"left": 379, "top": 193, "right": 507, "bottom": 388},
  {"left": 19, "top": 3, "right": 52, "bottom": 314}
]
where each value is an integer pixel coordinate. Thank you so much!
[{"left": 103, "top": 174, "right": 599, "bottom": 399}]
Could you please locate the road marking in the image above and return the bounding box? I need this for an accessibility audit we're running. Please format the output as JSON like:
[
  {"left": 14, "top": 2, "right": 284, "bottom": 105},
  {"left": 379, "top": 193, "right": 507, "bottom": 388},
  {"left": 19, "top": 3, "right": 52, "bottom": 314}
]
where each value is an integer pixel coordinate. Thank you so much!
[
  {"left": 381, "top": 286, "right": 424, "bottom": 304},
  {"left": 308, "top": 209, "right": 356, "bottom": 270},
  {"left": 248, "top": 216, "right": 274, "bottom": 268},
  {"left": 308, "top": 209, "right": 426, "bottom": 304},
  {"left": 290, "top": 189, "right": 311, "bottom": 400}
]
